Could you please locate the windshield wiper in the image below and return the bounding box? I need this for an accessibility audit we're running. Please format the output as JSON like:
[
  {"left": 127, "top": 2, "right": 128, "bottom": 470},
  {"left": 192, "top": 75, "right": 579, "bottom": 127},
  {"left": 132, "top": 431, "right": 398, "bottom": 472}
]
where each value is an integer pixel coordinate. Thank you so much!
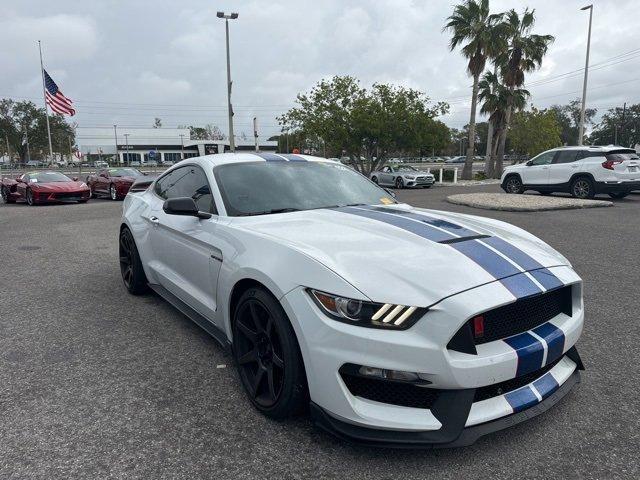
[{"left": 238, "top": 207, "right": 301, "bottom": 216}]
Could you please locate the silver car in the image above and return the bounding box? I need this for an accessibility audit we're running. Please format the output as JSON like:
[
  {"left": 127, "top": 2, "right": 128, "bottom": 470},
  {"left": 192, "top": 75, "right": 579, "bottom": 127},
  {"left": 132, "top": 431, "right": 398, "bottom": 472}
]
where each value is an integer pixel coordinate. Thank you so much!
[{"left": 370, "top": 165, "right": 435, "bottom": 189}]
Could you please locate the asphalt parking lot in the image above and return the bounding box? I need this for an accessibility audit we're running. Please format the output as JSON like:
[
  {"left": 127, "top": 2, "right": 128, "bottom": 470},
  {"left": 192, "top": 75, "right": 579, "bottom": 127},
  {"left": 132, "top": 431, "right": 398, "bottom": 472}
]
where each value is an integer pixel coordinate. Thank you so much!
[{"left": 1, "top": 185, "right": 639, "bottom": 479}]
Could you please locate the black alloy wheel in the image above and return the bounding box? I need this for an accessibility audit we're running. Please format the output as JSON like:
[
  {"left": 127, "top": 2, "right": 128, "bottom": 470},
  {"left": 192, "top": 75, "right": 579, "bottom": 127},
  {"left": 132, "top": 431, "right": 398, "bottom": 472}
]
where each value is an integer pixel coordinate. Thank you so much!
[
  {"left": 119, "top": 227, "right": 148, "bottom": 294},
  {"left": 1, "top": 186, "right": 14, "bottom": 203},
  {"left": 504, "top": 175, "right": 523, "bottom": 194},
  {"left": 571, "top": 177, "right": 594, "bottom": 199},
  {"left": 26, "top": 189, "right": 35, "bottom": 206},
  {"left": 233, "top": 287, "right": 307, "bottom": 418},
  {"left": 395, "top": 177, "right": 404, "bottom": 189},
  {"left": 371, "top": 176, "right": 379, "bottom": 184},
  {"left": 110, "top": 184, "right": 118, "bottom": 200}
]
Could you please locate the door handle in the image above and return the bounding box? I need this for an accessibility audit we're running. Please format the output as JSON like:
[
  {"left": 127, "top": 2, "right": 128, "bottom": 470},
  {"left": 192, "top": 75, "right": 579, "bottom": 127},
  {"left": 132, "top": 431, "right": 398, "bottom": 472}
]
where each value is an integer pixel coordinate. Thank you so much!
[{"left": 149, "top": 216, "right": 159, "bottom": 224}]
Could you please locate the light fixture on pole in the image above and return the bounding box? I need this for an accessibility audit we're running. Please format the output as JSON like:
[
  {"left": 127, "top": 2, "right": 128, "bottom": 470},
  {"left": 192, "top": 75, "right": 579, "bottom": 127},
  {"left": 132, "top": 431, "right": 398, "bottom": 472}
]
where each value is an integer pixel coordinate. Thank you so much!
[
  {"left": 578, "top": 4, "right": 593, "bottom": 146},
  {"left": 113, "top": 125, "right": 119, "bottom": 165},
  {"left": 217, "top": 11, "right": 239, "bottom": 153}
]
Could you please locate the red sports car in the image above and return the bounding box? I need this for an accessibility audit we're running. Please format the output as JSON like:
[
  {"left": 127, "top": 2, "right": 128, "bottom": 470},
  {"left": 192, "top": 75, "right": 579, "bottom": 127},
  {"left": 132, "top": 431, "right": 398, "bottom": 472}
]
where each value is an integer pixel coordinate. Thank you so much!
[
  {"left": 86, "top": 167, "right": 145, "bottom": 200},
  {"left": 1, "top": 171, "right": 90, "bottom": 206}
]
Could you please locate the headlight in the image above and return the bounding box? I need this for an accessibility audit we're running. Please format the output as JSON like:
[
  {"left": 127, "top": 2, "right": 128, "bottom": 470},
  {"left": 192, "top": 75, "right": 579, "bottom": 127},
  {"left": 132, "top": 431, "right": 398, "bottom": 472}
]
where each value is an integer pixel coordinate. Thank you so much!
[
  {"left": 404, "top": 175, "right": 415, "bottom": 180},
  {"left": 308, "top": 289, "right": 426, "bottom": 329}
]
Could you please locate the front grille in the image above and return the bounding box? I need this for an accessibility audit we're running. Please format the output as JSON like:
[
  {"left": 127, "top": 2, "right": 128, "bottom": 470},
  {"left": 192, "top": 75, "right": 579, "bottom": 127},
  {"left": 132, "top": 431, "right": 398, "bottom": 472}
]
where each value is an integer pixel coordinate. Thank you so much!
[
  {"left": 474, "top": 356, "right": 561, "bottom": 402},
  {"left": 448, "top": 285, "right": 572, "bottom": 352},
  {"left": 53, "top": 192, "right": 84, "bottom": 199},
  {"left": 340, "top": 373, "right": 439, "bottom": 409}
]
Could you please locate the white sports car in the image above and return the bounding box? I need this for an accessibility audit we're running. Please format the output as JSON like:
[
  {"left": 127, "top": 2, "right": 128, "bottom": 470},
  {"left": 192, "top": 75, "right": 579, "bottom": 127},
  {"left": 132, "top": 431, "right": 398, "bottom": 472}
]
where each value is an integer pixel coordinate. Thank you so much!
[{"left": 120, "top": 152, "right": 584, "bottom": 447}]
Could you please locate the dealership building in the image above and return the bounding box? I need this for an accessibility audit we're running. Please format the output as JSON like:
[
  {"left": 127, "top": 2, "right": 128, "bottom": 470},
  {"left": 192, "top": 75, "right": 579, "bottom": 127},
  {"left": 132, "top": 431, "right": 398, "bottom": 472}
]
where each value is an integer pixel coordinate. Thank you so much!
[{"left": 75, "top": 127, "right": 278, "bottom": 164}]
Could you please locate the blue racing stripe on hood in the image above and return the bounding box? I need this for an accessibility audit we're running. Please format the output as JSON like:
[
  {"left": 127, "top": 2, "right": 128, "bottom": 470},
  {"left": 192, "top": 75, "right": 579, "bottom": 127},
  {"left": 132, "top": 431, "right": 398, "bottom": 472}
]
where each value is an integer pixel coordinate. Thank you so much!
[
  {"left": 529, "top": 268, "right": 564, "bottom": 291},
  {"left": 366, "top": 206, "right": 479, "bottom": 238},
  {"left": 337, "top": 206, "right": 455, "bottom": 242},
  {"left": 253, "top": 152, "right": 286, "bottom": 162}
]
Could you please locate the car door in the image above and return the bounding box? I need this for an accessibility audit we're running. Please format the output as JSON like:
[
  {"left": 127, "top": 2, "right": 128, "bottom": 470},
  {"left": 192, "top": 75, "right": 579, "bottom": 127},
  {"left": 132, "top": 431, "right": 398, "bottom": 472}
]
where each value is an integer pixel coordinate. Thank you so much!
[
  {"left": 97, "top": 169, "right": 110, "bottom": 193},
  {"left": 148, "top": 165, "right": 222, "bottom": 319},
  {"left": 521, "top": 151, "right": 555, "bottom": 185},
  {"left": 549, "top": 150, "right": 581, "bottom": 185},
  {"left": 378, "top": 166, "right": 392, "bottom": 185},
  {"left": 16, "top": 174, "right": 28, "bottom": 200}
]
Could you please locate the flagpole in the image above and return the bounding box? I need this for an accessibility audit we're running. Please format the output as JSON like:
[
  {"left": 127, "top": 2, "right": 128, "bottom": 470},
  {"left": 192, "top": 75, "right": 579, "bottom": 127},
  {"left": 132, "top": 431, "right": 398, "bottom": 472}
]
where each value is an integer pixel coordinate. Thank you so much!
[{"left": 38, "top": 40, "right": 54, "bottom": 164}]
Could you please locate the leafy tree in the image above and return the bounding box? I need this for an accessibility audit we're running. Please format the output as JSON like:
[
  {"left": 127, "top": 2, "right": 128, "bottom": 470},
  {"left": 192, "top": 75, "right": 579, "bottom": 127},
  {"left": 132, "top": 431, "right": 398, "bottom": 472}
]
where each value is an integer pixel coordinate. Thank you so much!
[
  {"left": 549, "top": 99, "right": 597, "bottom": 146},
  {"left": 279, "top": 76, "right": 449, "bottom": 174},
  {"left": 179, "top": 124, "right": 226, "bottom": 140},
  {"left": 589, "top": 104, "right": 640, "bottom": 147},
  {"left": 0, "top": 99, "right": 75, "bottom": 162},
  {"left": 478, "top": 70, "right": 529, "bottom": 176},
  {"left": 493, "top": 8, "right": 554, "bottom": 177},
  {"left": 444, "top": 0, "right": 503, "bottom": 180},
  {"left": 508, "top": 106, "right": 561, "bottom": 157}
]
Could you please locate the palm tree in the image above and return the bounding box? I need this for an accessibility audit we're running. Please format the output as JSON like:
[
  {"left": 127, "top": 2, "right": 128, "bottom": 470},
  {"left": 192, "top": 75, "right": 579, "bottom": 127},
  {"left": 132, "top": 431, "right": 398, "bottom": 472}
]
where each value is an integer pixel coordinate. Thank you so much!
[
  {"left": 493, "top": 8, "right": 554, "bottom": 177},
  {"left": 444, "top": 0, "right": 502, "bottom": 180},
  {"left": 478, "top": 70, "right": 529, "bottom": 177}
]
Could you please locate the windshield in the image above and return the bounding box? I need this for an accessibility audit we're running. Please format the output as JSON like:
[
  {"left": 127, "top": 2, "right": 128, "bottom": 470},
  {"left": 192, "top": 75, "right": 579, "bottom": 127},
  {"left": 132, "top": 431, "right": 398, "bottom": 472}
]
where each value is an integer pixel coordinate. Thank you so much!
[
  {"left": 396, "top": 165, "right": 417, "bottom": 172},
  {"left": 109, "top": 168, "right": 142, "bottom": 177},
  {"left": 214, "top": 161, "right": 396, "bottom": 216},
  {"left": 27, "top": 172, "right": 71, "bottom": 183}
]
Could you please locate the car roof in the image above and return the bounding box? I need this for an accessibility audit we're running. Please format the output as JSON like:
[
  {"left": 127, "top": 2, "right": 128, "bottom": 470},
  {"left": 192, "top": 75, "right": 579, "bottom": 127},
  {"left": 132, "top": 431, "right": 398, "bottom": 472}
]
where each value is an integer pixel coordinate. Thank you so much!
[
  {"left": 546, "top": 145, "right": 633, "bottom": 153},
  {"left": 188, "top": 152, "right": 338, "bottom": 167}
]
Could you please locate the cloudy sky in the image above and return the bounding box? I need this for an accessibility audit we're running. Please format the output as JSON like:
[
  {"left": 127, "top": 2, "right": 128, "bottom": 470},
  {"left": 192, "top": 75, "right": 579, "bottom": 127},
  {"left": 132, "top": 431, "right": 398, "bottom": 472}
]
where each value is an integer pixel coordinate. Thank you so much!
[{"left": 2, "top": 0, "right": 639, "bottom": 140}]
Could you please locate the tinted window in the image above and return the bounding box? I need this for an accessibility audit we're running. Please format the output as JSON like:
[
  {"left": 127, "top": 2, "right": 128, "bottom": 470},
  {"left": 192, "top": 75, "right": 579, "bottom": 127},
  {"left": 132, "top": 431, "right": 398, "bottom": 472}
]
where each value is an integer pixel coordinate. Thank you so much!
[
  {"left": 553, "top": 151, "right": 580, "bottom": 164},
  {"left": 155, "top": 166, "right": 216, "bottom": 214},
  {"left": 214, "top": 161, "right": 396, "bottom": 217},
  {"left": 530, "top": 151, "right": 555, "bottom": 166}
]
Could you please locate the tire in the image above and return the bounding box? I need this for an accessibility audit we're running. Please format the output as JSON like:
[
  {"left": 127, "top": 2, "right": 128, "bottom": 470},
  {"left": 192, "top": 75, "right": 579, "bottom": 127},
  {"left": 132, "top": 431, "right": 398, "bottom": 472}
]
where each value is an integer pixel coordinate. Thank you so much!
[
  {"left": 78, "top": 200, "right": 88, "bottom": 204},
  {"left": 119, "top": 227, "right": 148, "bottom": 295},
  {"left": 504, "top": 175, "right": 524, "bottom": 194},
  {"left": 232, "top": 286, "right": 308, "bottom": 419},
  {"left": 395, "top": 177, "right": 404, "bottom": 189},
  {"left": 26, "top": 188, "right": 35, "bottom": 206},
  {"left": 110, "top": 184, "right": 118, "bottom": 201},
  {"left": 570, "top": 176, "right": 595, "bottom": 199},
  {"left": 371, "top": 176, "right": 379, "bottom": 184},
  {"left": 608, "top": 192, "right": 628, "bottom": 199},
  {"left": 1, "top": 186, "right": 15, "bottom": 203}
]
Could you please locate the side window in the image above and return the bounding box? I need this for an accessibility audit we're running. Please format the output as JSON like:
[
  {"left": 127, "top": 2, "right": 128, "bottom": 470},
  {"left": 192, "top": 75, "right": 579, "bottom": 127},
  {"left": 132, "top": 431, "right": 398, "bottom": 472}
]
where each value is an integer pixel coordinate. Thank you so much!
[
  {"left": 100, "top": 169, "right": 109, "bottom": 177},
  {"left": 382, "top": 166, "right": 390, "bottom": 173},
  {"left": 531, "top": 151, "right": 555, "bottom": 166},
  {"left": 553, "top": 151, "right": 580, "bottom": 164},
  {"left": 155, "top": 166, "right": 216, "bottom": 214}
]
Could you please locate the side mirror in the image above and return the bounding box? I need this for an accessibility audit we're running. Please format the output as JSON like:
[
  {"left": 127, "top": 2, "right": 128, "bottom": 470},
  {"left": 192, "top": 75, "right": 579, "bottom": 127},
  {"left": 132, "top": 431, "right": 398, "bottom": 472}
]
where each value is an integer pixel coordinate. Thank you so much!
[
  {"left": 72, "top": 176, "right": 79, "bottom": 181},
  {"left": 163, "top": 197, "right": 212, "bottom": 219},
  {"left": 99, "top": 172, "right": 108, "bottom": 178},
  {"left": 525, "top": 160, "right": 533, "bottom": 166},
  {"left": 15, "top": 176, "right": 23, "bottom": 182},
  {"left": 384, "top": 188, "right": 397, "bottom": 198}
]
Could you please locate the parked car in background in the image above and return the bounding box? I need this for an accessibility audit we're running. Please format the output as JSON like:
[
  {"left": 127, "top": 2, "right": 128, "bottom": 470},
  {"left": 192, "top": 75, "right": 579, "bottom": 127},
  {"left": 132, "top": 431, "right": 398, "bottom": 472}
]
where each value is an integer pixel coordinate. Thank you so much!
[
  {"left": 501, "top": 146, "right": 640, "bottom": 199},
  {"left": 370, "top": 164, "right": 435, "bottom": 189},
  {"left": 1, "top": 171, "right": 90, "bottom": 205},
  {"left": 445, "top": 156, "right": 466, "bottom": 164},
  {"left": 86, "top": 167, "right": 145, "bottom": 200}
]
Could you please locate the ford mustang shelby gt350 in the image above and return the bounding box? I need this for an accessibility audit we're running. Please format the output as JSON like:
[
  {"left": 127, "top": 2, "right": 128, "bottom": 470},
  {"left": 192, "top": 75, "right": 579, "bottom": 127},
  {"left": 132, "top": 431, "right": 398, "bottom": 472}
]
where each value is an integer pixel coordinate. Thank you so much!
[{"left": 120, "top": 153, "right": 584, "bottom": 447}]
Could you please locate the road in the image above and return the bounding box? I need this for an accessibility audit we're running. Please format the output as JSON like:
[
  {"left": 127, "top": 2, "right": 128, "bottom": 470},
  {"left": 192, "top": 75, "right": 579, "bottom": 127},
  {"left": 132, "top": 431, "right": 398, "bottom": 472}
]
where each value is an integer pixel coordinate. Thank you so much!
[{"left": 1, "top": 186, "right": 638, "bottom": 479}]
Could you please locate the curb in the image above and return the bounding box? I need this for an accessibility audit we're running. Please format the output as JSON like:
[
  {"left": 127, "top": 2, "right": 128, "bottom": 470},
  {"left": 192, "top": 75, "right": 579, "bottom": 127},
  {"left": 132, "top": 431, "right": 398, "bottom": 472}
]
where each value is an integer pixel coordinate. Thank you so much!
[{"left": 446, "top": 193, "right": 613, "bottom": 212}]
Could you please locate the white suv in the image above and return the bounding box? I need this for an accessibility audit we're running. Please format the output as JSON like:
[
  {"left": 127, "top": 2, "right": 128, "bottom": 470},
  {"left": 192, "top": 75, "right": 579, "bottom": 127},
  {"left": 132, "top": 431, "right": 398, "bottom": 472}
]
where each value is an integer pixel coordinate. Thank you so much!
[{"left": 501, "top": 146, "right": 640, "bottom": 199}]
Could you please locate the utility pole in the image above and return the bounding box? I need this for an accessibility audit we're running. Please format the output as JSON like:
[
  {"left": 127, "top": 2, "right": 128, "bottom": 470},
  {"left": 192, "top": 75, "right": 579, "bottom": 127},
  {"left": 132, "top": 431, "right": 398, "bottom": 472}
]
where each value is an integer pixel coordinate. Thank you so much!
[
  {"left": 217, "top": 11, "right": 239, "bottom": 153},
  {"left": 25, "top": 127, "right": 31, "bottom": 162},
  {"left": 113, "top": 125, "right": 119, "bottom": 165},
  {"left": 179, "top": 134, "right": 185, "bottom": 159},
  {"left": 253, "top": 117, "right": 259, "bottom": 152},
  {"left": 620, "top": 102, "right": 627, "bottom": 146},
  {"left": 578, "top": 4, "right": 593, "bottom": 145}
]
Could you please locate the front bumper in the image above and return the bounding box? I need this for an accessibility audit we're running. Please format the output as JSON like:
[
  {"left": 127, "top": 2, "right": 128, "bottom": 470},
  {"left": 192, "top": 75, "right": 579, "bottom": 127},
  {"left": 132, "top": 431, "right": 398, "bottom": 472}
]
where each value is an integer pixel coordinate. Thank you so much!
[
  {"left": 311, "top": 358, "right": 582, "bottom": 448},
  {"left": 405, "top": 178, "right": 435, "bottom": 188},
  {"left": 281, "top": 265, "right": 583, "bottom": 445},
  {"left": 34, "top": 190, "right": 90, "bottom": 202}
]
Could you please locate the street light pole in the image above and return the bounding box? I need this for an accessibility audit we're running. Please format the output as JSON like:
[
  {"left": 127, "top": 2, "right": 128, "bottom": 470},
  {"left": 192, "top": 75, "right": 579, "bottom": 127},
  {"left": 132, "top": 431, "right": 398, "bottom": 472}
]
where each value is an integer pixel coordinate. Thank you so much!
[
  {"left": 124, "top": 133, "right": 130, "bottom": 167},
  {"left": 113, "top": 124, "right": 119, "bottom": 165},
  {"left": 578, "top": 4, "right": 593, "bottom": 146},
  {"left": 217, "top": 11, "right": 239, "bottom": 153},
  {"left": 180, "top": 134, "right": 185, "bottom": 159}
]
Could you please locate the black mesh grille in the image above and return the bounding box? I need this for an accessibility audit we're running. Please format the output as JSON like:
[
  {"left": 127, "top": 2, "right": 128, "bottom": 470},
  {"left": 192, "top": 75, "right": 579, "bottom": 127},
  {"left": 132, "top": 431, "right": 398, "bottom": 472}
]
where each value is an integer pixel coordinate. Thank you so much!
[
  {"left": 340, "top": 373, "right": 439, "bottom": 409},
  {"left": 449, "top": 286, "right": 572, "bottom": 351},
  {"left": 473, "top": 356, "right": 562, "bottom": 402}
]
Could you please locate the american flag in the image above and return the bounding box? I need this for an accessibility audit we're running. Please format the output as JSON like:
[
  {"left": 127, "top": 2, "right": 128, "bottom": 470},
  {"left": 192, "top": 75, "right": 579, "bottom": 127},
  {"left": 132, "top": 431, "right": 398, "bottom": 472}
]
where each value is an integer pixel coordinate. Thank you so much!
[{"left": 44, "top": 70, "right": 75, "bottom": 116}]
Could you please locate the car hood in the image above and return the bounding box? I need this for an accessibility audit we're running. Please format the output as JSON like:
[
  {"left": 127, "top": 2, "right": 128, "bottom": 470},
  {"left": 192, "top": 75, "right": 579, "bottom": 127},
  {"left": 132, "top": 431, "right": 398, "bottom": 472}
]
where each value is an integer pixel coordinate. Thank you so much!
[
  {"left": 113, "top": 176, "right": 137, "bottom": 184},
  {"left": 233, "top": 204, "right": 570, "bottom": 306},
  {"left": 32, "top": 181, "right": 88, "bottom": 192}
]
